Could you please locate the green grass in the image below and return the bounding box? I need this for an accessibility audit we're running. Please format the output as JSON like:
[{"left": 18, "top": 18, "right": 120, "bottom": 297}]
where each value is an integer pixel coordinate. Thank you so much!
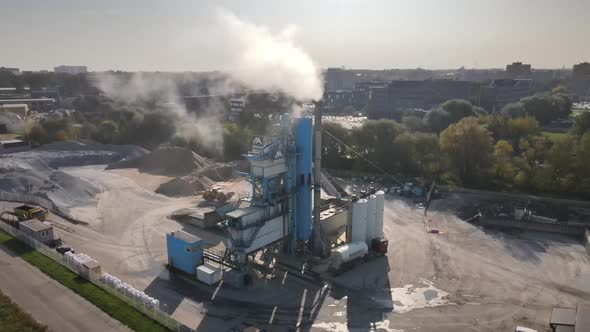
[
  {"left": 0, "top": 230, "right": 170, "bottom": 332},
  {"left": 0, "top": 288, "right": 48, "bottom": 332},
  {"left": 541, "top": 131, "right": 567, "bottom": 143}
]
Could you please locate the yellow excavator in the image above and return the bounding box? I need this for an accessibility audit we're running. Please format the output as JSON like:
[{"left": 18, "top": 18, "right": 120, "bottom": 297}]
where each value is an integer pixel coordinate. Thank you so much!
[{"left": 202, "top": 188, "right": 234, "bottom": 203}]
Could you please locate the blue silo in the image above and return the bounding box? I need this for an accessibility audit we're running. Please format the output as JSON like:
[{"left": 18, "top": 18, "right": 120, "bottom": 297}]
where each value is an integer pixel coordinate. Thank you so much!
[{"left": 294, "top": 117, "right": 313, "bottom": 241}]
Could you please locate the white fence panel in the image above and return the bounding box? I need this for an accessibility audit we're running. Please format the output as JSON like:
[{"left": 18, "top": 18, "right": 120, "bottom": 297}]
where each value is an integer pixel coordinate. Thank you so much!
[{"left": 0, "top": 217, "right": 192, "bottom": 331}]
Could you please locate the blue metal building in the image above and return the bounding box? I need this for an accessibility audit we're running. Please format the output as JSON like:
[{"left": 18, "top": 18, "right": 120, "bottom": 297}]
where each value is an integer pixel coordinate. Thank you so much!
[{"left": 166, "top": 230, "right": 203, "bottom": 275}]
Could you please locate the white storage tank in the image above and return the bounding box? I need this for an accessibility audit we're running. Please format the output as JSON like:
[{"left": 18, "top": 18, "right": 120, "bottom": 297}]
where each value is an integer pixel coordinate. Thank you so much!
[
  {"left": 351, "top": 198, "right": 368, "bottom": 243},
  {"left": 330, "top": 242, "right": 369, "bottom": 270},
  {"left": 366, "top": 194, "right": 377, "bottom": 244},
  {"left": 197, "top": 263, "right": 223, "bottom": 285},
  {"left": 374, "top": 190, "right": 385, "bottom": 238}
]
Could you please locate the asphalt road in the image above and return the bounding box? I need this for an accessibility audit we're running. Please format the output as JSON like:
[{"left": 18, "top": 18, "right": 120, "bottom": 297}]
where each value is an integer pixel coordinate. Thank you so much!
[{"left": 0, "top": 244, "right": 131, "bottom": 332}]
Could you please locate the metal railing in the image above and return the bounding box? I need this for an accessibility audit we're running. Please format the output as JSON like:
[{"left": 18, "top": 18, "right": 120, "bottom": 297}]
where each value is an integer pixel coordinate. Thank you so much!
[{"left": 0, "top": 217, "right": 194, "bottom": 332}]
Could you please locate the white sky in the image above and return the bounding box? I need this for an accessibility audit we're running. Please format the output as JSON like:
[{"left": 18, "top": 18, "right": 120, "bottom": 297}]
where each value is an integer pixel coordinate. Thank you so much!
[{"left": 1, "top": 0, "right": 588, "bottom": 71}]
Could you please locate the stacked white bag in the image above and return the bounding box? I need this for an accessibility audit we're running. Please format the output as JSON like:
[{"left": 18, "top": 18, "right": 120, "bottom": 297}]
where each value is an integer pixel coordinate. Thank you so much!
[{"left": 99, "top": 273, "right": 160, "bottom": 309}]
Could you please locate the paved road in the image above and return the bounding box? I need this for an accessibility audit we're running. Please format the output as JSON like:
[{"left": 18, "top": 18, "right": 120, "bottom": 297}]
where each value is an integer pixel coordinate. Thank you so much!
[{"left": 0, "top": 244, "right": 131, "bottom": 332}]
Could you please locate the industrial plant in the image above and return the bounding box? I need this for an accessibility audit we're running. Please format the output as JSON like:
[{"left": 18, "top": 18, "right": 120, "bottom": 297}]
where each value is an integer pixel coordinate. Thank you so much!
[{"left": 166, "top": 110, "right": 388, "bottom": 287}]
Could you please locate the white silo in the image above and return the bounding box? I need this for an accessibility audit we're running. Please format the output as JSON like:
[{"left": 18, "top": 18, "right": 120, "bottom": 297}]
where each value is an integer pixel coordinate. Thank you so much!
[
  {"left": 366, "top": 194, "right": 377, "bottom": 244},
  {"left": 374, "top": 190, "right": 385, "bottom": 238},
  {"left": 351, "top": 198, "right": 368, "bottom": 243}
]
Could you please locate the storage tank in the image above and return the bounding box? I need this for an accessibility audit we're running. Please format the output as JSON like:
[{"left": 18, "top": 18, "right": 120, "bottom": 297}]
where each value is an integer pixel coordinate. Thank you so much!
[
  {"left": 374, "top": 190, "right": 385, "bottom": 238},
  {"left": 330, "top": 242, "right": 368, "bottom": 270},
  {"left": 351, "top": 198, "right": 368, "bottom": 243},
  {"left": 294, "top": 117, "right": 313, "bottom": 241},
  {"left": 366, "top": 194, "right": 377, "bottom": 244}
]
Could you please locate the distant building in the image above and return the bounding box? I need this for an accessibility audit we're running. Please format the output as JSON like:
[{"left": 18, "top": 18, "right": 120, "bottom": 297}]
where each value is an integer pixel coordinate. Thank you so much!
[
  {"left": 323, "top": 90, "right": 354, "bottom": 113},
  {"left": 572, "top": 62, "right": 590, "bottom": 98},
  {"left": 0, "top": 67, "right": 20, "bottom": 75},
  {"left": 0, "top": 98, "right": 55, "bottom": 112},
  {"left": 0, "top": 103, "right": 28, "bottom": 118},
  {"left": 367, "top": 80, "right": 480, "bottom": 120},
  {"left": 184, "top": 93, "right": 294, "bottom": 117},
  {"left": 480, "top": 79, "right": 532, "bottom": 112},
  {"left": 531, "top": 69, "right": 556, "bottom": 85},
  {"left": 324, "top": 68, "right": 355, "bottom": 90},
  {"left": 457, "top": 68, "right": 505, "bottom": 82},
  {"left": 54, "top": 65, "right": 87, "bottom": 75},
  {"left": 353, "top": 81, "right": 387, "bottom": 111},
  {"left": 506, "top": 62, "right": 532, "bottom": 79},
  {"left": 31, "top": 87, "right": 61, "bottom": 104},
  {"left": 0, "top": 87, "right": 30, "bottom": 97}
]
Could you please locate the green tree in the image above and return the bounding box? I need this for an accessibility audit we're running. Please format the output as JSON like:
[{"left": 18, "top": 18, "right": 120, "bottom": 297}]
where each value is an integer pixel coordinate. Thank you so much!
[
  {"left": 222, "top": 123, "right": 251, "bottom": 161},
  {"left": 322, "top": 122, "right": 353, "bottom": 169},
  {"left": 439, "top": 117, "right": 493, "bottom": 185},
  {"left": 500, "top": 102, "right": 526, "bottom": 119},
  {"left": 493, "top": 139, "right": 516, "bottom": 186},
  {"left": 402, "top": 115, "right": 428, "bottom": 132},
  {"left": 574, "top": 133, "right": 590, "bottom": 195},
  {"left": 521, "top": 93, "right": 572, "bottom": 125},
  {"left": 424, "top": 109, "right": 451, "bottom": 133},
  {"left": 571, "top": 111, "right": 590, "bottom": 137},
  {"left": 507, "top": 116, "right": 539, "bottom": 149},
  {"left": 545, "top": 136, "right": 576, "bottom": 192},
  {"left": 97, "top": 120, "right": 120, "bottom": 143},
  {"left": 440, "top": 99, "right": 480, "bottom": 123},
  {"left": 352, "top": 120, "right": 404, "bottom": 172},
  {"left": 26, "top": 125, "right": 47, "bottom": 145}
]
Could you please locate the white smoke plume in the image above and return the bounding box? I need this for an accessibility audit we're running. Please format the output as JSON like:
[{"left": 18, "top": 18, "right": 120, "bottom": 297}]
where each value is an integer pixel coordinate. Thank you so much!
[
  {"left": 219, "top": 10, "right": 323, "bottom": 101},
  {"left": 94, "top": 72, "right": 224, "bottom": 154},
  {"left": 93, "top": 10, "right": 322, "bottom": 155}
]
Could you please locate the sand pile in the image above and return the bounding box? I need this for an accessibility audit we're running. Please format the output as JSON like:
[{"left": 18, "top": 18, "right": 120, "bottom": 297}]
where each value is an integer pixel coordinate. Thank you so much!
[
  {"left": 106, "top": 146, "right": 214, "bottom": 176},
  {"left": 107, "top": 145, "right": 247, "bottom": 197},
  {"left": 0, "top": 140, "right": 148, "bottom": 210}
]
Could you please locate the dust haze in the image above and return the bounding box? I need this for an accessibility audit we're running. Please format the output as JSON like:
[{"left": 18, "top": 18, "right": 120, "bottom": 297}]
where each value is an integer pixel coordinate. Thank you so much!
[{"left": 94, "top": 9, "right": 323, "bottom": 153}]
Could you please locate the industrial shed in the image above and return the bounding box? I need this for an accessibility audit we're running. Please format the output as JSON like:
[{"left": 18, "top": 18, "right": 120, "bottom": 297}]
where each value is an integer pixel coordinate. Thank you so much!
[{"left": 18, "top": 219, "right": 55, "bottom": 245}]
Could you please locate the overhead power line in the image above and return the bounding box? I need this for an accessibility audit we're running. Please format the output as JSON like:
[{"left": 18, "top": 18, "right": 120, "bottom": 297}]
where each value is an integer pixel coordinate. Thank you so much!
[{"left": 321, "top": 128, "right": 404, "bottom": 187}]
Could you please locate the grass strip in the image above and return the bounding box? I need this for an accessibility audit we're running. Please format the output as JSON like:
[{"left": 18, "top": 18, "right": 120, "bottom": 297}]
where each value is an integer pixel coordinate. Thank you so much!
[
  {"left": 0, "top": 288, "right": 48, "bottom": 332},
  {"left": 0, "top": 230, "right": 170, "bottom": 332}
]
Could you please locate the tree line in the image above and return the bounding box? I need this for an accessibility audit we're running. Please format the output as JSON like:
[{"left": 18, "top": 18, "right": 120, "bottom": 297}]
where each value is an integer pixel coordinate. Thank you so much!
[{"left": 323, "top": 89, "right": 590, "bottom": 199}]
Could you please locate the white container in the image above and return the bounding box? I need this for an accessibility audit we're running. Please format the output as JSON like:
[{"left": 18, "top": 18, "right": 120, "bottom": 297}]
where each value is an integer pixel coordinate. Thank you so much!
[
  {"left": 351, "top": 198, "right": 368, "bottom": 243},
  {"left": 374, "top": 190, "right": 385, "bottom": 238},
  {"left": 330, "top": 242, "right": 368, "bottom": 270},
  {"left": 197, "top": 264, "right": 222, "bottom": 286},
  {"left": 366, "top": 194, "right": 377, "bottom": 244}
]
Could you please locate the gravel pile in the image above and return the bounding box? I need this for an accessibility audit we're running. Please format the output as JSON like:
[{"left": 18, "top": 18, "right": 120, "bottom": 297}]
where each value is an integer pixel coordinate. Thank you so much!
[
  {"left": 0, "top": 140, "right": 147, "bottom": 209},
  {"left": 107, "top": 145, "right": 248, "bottom": 197},
  {"left": 106, "top": 145, "right": 214, "bottom": 176}
]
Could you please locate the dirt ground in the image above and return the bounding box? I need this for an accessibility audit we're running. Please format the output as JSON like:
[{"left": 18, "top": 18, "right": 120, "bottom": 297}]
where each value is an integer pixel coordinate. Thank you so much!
[{"left": 2, "top": 167, "right": 589, "bottom": 331}]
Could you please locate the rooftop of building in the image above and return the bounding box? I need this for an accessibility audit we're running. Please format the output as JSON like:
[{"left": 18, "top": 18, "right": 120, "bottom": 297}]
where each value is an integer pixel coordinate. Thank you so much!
[
  {"left": 550, "top": 305, "right": 590, "bottom": 332},
  {"left": 167, "top": 230, "right": 201, "bottom": 243},
  {"left": 0, "top": 98, "right": 55, "bottom": 103},
  {"left": 0, "top": 103, "right": 28, "bottom": 108},
  {"left": 20, "top": 219, "right": 52, "bottom": 232},
  {"left": 1, "top": 139, "right": 25, "bottom": 144}
]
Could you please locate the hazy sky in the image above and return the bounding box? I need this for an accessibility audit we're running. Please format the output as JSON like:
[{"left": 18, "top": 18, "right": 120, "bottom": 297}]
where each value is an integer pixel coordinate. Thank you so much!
[{"left": 1, "top": 0, "right": 588, "bottom": 71}]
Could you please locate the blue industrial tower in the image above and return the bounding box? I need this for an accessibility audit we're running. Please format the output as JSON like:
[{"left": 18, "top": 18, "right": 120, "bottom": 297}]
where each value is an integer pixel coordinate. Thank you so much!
[{"left": 294, "top": 117, "right": 313, "bottom": 241}]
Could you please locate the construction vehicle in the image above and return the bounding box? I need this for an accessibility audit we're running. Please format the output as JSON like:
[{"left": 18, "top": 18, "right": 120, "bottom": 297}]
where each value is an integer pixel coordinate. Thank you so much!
[
  {"left": 13, "top": 205, "right": 48, "bottom": 221},
  {"left": 202, "top": 188, "right": 234, "bottom": 203}
]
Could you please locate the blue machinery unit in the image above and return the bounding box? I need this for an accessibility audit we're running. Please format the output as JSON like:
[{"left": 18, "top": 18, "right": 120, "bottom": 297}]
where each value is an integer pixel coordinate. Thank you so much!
[{"left": 225, "top": 114, "right": 314, "bottom": 263}]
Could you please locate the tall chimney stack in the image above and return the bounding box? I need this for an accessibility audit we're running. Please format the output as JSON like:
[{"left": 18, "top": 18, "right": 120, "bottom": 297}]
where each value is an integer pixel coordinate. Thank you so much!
[{"left": 312, "top": 101, "right": 326, "bottom": 257}]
